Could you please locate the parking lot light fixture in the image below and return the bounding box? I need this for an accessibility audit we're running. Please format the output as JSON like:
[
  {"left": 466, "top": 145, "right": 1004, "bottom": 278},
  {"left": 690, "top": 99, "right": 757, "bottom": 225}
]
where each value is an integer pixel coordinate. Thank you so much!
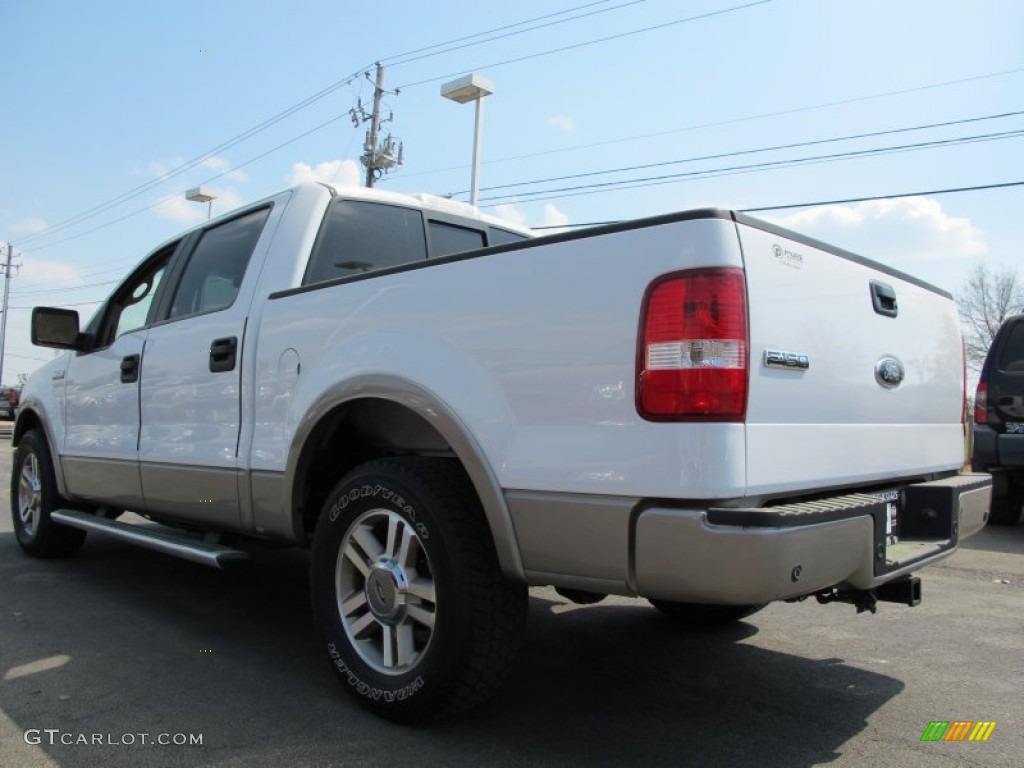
[
  {"left": 186, "top": 187, "right": 216, "bottom": 220},
  {"left": 441, "top": 74, "right": 495, "bottom": 208}
]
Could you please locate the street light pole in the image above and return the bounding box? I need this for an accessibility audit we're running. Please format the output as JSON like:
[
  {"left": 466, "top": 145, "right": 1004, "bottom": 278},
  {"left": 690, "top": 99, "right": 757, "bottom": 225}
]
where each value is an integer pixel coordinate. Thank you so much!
[
  {"left": 470, "top": 96, "right": 485, "bottom": 207},
  {"left": 441, "top": 74, "right": 495, "bottom": 208}
]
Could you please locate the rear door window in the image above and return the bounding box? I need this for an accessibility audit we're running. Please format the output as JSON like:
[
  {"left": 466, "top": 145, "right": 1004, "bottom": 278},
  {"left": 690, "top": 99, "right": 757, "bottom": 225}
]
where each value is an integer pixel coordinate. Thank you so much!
[
  {"left": 428, "top": 221, "right": 485, "bottom": 258},
  {"left": 489, "top": 227, "right": 530, "bottom": 246},
  {"left": 304, "top": 201, "right": 427, "bottom": 284}
]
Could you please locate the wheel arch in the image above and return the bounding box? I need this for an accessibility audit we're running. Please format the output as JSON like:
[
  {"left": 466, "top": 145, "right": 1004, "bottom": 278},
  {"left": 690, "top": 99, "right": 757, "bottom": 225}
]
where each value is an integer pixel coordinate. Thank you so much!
[
  {"left": 285, "top": 375, "right": 525, "bottom": 581},
  {"left": 12, "top": 406, "right": 71, "bottom": 498}
]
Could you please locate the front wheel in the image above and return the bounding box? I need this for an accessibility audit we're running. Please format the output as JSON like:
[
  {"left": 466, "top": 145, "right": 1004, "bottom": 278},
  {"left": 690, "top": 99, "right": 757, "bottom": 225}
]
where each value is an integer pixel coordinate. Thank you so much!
[
  {"left": 310, "top": 458, "right": 527, "bottom": 722},
  {"left": 649, "top": 599, "right": 764, "bottom": 627},
  {"left": 11, "top": 430, "right": 86, "bottom": 558}
]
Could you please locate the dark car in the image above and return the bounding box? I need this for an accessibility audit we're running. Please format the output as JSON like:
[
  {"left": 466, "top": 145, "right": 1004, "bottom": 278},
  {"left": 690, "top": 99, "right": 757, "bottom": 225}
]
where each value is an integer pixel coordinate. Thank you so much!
[
  {"left": 0, "top": 386, "right": 20, "bottom": 420},
  {"left": 973, "top": 315, "right": 1024, "bottom": 525}
]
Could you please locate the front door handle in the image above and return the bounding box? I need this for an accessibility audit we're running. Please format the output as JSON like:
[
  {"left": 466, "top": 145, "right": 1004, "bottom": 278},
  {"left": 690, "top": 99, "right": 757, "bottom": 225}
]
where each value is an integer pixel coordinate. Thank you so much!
[
  {"left": 120, "top": 354, "right": 140, "bottom": 383},
  {"left": 209, "top": 336, "right": 237, "bottom": 373}
]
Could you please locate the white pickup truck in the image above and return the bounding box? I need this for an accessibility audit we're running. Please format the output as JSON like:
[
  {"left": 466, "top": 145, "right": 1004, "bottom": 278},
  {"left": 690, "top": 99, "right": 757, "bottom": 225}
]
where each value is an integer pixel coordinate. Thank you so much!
[{"left": 12, "top": 182, "right": 990, "bottom": 721}]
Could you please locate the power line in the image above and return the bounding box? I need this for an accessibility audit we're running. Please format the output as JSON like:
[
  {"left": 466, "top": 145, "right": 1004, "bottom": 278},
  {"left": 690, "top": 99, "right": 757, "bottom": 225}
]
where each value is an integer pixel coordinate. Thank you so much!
[
  {"left": 8, "top": 0, "right": 1017, "bottom": 260},
  {"left": 385, "top": 0, "right": 647, "bottom": 67},
  {"left": 11, "top": 1, "right": 652, "bottom": 249},
  {"left": 739, "top": 180, "right": 1024, "bottom": 213},
  {"left": 11, "top": 279, "right": 118, "bottom": 297},
  {"left": 460, "top": 109, "right": 1024, "bottom": 196},
  {"left": 378, "top": 0, "right": 622, "bottom": 63},
  {"left": 395, "top": 0, "right": 774, "bottom": 89},
  {"left": 13, "top": 2, "right": 1016, "bottom": 254},
  {"left": 26, "top": 115, "right": 358, "bottom": 254},
  {"left": 396, "top": 65, "right": 1024, "bottom": 181},
  {"left": 9, "top": 300, "right": 104, "bottom": 309},
  {"left": 478, "top": 129, "right": 1024, "bottom": 204},
  {"left": 16, "top": 74, "right": 368, "bottom": 248},
  {"left": 531, "top": 180, "right": 1024, "bottom": 229}
]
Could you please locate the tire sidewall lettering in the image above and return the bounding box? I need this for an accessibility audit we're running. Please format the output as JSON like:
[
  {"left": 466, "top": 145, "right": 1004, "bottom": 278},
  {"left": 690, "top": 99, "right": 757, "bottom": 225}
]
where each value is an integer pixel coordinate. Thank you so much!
[
  {"left": 326, "top": 642, "right": 425, "bottom": 703},
  {"left": 316, "top": 472, "right": 443, "bottom": 711},
  {"left": 326, "top": 481, "right": 427, "bottom": 539}
]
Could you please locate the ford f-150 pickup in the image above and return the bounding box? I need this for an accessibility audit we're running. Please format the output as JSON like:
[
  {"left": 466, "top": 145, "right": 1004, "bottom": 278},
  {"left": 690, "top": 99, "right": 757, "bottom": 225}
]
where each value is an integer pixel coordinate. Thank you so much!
[{"left": 11, "top": 182, "right": 991, "bottom": 721}]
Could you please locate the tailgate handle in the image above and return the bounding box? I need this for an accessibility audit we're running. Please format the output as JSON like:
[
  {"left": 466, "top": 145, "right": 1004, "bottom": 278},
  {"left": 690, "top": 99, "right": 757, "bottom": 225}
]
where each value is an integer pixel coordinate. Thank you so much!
[{"left": 870, "top": 281, "right": 898, "bottom": 318}]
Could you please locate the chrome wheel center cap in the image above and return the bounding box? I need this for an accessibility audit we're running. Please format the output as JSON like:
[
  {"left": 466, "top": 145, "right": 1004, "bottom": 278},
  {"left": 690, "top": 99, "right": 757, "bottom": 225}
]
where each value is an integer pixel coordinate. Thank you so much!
[{"left": 365, "top": 560, "right": 410, "bottom": 623}]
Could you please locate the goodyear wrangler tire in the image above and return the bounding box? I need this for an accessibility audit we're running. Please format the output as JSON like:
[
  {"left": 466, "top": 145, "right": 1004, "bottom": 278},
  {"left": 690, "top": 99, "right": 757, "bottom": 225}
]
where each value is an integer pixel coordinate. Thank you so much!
[
  {"left": 310, "top": 457, "right": 528, "bottom": 722},
  {"left": 11, "top": 430, "right": 87, "bottom": 558},
  {"left": 648, "top": 600, "right": 764, "bottom": 627}
]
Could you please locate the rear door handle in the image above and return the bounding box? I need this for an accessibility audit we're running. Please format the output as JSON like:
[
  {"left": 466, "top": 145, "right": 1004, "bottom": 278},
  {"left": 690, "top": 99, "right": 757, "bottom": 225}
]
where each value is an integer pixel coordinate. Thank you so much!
[
  {"left": 209, "top": 336, "right": 237, "bottom": 373},
  {"left": 120, "top": 354, "right": 140, "bottom": 383}
]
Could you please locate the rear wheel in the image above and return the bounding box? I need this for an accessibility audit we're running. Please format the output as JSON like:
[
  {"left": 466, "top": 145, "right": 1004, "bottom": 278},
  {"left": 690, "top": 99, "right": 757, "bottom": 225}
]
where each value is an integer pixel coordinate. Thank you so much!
[
  {"left": 988, "top": 486, "right": 1023, "bottom": 526},
  {"left": 649, "top": 599, "right": 764, "bottom": 627},
  {"left": 11, "top": 430, "right": 87, "bottom": 558},
  {"left": 310, "top": 457, "right": 527, "bottom": 722}
]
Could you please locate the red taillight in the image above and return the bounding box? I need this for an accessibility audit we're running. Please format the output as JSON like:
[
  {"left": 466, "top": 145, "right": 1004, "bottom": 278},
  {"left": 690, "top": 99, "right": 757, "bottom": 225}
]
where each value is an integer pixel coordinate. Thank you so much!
[
  {"left": 8, "top": 389, "right": 17, "bottom": 406},
  {"left": 637, "top": 268, "right": 748, "bottom": 421},
  {"left": 974, "top": 382, "right": 988, "bottom": 425}
]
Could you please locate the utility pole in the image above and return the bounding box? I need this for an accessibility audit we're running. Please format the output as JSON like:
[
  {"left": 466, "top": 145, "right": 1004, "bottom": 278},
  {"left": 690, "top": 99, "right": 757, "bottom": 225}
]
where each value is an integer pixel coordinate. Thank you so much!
[
  {"left": 0, "top": 243, "right": 15, "bottom": 387},
  {"left": 354, "top": 63, "right": 404, "bottom": 187},
  {"left": 364, "top": 64, "right": 385, "bottom": 188}
]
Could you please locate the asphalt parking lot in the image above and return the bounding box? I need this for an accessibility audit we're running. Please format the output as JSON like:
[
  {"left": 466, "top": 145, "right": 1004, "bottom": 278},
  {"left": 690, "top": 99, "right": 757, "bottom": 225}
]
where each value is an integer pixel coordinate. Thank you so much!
[{"left": 1, "top": 434, "right": 1021, "bottom": 768}]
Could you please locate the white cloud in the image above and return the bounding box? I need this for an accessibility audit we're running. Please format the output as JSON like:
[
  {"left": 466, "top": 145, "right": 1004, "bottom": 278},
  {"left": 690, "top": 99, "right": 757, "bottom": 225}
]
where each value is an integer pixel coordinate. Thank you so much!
[
  {"left": 8, "top": 217, "right": 49, "bottom": 236},
  {"left": 492, "top": 204, "right": 528, "bottom": 227},
  {"left": 202, "top": 155, "right": 248, "bottom": 183},
  {"left": 17, "top": 258, "right": 85, "bottom": 287},
  {"left": 542, "top": 204, "right": 570, "bottom": 233},
  {"left": 151, "top": 187, "right": 243, "bottom": 225},
  {"left": 287, "top": 159, "right": 361, "bottom": 188},
  {"left": 490, "top": 202, "right": 569, "bottom": 232},
  {"left": 548, "top": 115, "right": 574, "bottom": 134},
  {"left": 148, "top": 157, "right": 183, "bottom": 181},
  {"left": 764, "top": 197, "right": 986, "bottom": 263},
  {"left": 147, "top": 155, "right": 247, "bottom": 186}
]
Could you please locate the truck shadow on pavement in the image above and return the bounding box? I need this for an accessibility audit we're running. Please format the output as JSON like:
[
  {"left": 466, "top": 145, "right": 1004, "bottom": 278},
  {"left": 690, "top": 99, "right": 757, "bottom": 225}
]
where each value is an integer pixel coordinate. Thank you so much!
[{"left": 1, "top": 532, "right": 902, "bottom": 768}]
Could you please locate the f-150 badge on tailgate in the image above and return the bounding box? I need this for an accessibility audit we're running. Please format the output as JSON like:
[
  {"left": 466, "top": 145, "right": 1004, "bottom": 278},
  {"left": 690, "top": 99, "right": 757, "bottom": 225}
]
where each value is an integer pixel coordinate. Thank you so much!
[
  {"left": 764, "top": 349, "right": 809, "bottom": 370},
  {"left": 875, "top": 357, "right": 905, "bottom": 388}
]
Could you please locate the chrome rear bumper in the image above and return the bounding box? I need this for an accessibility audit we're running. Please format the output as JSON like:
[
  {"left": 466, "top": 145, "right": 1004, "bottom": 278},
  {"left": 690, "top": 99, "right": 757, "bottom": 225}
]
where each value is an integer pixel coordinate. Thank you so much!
[{"left": 633, "top": 473, "right": 991, "bottom": 605}]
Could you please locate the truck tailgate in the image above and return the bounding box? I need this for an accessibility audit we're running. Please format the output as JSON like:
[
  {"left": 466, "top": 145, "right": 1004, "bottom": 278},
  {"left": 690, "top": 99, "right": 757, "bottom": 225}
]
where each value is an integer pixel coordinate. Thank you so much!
[{"left": 736, "top": 216, "right": 965, "bottom": 495}]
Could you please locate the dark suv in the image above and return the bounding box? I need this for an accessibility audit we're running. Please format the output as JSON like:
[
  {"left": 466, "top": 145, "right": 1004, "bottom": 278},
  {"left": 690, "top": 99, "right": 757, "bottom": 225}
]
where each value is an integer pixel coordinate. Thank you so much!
[
  {"left": 0, "top": 386, "right": 19, "bottom": 420},
  {"left": 973, "top": 315, "right": 1024, "bottom": 525}
]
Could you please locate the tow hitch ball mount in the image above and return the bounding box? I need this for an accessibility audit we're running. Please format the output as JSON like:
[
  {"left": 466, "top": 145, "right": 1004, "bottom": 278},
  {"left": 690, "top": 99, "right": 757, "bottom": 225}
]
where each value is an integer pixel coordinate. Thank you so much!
[{"left": 810, "top": 576, "right": 922, "bottom": 614}]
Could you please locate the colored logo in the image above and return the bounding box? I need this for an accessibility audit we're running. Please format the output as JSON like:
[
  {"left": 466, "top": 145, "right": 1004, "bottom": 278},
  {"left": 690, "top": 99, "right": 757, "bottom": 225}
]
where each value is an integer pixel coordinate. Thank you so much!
[{"left": 920, "top": 721, "right": 996, "bottom": 742}]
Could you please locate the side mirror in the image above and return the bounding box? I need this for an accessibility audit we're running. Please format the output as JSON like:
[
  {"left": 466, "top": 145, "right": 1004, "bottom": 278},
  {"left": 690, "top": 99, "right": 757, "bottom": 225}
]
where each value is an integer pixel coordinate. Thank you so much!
[{"left": 31, "top": 307, "right": 83, "bottom": 350}]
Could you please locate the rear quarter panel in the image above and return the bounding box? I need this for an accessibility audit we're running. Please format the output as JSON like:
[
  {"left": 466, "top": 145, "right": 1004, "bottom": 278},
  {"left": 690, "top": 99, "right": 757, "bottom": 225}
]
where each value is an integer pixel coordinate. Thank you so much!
[{"left": 250, "top": 216, "right": 749, "bottom": 499}]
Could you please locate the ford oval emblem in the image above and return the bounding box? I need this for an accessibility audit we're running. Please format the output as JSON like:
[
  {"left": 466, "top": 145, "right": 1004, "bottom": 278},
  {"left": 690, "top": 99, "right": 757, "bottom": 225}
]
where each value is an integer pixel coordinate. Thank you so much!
[{"left": 875, "top": 357, "right": 905, "bottom": 389}]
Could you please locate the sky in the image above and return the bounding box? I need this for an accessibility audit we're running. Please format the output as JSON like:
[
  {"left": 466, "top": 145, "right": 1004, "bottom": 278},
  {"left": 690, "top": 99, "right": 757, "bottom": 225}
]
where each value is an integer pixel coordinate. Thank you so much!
[{"left": 1, "top": 0, "right": 1022, "bottom": 384}]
